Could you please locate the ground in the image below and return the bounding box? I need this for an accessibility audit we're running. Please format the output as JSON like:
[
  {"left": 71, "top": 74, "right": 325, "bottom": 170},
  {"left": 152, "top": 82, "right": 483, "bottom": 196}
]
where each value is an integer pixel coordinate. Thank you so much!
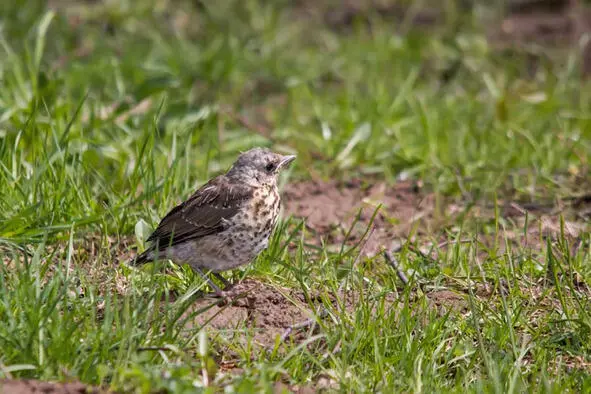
[{"left": 1, "top": 0, "right": 591, "bottom": 393}]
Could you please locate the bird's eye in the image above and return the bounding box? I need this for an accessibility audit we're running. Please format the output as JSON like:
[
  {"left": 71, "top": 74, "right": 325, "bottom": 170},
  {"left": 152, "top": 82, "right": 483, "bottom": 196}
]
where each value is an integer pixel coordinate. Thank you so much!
[{"left": 265, "top": 162, "right": 275, "bottom": 172}]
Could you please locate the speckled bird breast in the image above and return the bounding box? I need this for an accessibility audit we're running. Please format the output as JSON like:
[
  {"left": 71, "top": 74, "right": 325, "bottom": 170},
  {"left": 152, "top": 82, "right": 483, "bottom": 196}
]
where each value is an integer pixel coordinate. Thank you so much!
[{"left": 220, "top": 183, "right": 280, "bottom": 265}]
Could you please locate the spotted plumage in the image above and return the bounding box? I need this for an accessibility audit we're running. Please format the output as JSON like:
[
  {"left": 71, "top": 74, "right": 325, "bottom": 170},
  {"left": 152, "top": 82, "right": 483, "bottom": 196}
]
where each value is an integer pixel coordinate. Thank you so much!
[{"left": 131, "top": 148, "right": 295, "bottom": 295}]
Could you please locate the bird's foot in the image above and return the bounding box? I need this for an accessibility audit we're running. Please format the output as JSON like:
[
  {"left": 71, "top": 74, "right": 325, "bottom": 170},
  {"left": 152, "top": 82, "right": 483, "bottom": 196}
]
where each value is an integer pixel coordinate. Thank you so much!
[
  {"left": 192, "top": 268, "right": 245, "bottom": 305},
  {"left": 206, "top": 287, "right": 246, "bottom": 306}
]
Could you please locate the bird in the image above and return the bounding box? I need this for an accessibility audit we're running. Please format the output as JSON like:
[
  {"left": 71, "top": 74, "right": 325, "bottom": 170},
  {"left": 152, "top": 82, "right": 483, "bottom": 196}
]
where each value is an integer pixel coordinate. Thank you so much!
[{"left": 131, "top": 147, "right": 296, "bottom": 296}]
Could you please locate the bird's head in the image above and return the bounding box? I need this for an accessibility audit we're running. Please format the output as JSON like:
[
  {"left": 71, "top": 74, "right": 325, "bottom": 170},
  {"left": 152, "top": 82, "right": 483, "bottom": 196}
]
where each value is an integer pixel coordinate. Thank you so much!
[{"left": 227, "top": 147, "right": 296, "bottom": 186}]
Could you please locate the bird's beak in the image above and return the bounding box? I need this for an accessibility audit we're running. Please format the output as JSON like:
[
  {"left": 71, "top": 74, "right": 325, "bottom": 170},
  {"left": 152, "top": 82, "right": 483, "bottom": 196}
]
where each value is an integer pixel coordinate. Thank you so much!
[{"left": 278, "top": 154, "right": 296, "bottom": 170}]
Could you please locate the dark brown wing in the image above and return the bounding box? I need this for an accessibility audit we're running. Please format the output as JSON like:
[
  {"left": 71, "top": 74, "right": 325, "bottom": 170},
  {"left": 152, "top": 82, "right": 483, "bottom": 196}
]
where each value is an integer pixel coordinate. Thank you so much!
[{"left": 146, "top": 175, "right": 253, "bottom": 250}]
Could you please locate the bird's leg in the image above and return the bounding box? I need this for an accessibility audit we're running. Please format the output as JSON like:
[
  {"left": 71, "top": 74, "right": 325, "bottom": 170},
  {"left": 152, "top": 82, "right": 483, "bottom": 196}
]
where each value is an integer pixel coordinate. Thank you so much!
[
  {"left": 212, "top": 272, "right": 231, "bottom": 290},
  {"left": 193, "top": 267, "right": 224, "bottom": 296}
]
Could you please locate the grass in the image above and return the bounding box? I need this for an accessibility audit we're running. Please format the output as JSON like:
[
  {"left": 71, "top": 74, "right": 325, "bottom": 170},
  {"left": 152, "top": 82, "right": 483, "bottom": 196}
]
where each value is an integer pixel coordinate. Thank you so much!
[{"left": 1, "top": 0, "right": 591, "bottom": 392}]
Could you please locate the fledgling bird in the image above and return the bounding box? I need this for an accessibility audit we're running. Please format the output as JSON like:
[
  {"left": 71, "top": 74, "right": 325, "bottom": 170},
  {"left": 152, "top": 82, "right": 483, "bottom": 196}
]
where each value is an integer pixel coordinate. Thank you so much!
[{"left": 131, "top": 147, "right": 296, "bottom": 295}]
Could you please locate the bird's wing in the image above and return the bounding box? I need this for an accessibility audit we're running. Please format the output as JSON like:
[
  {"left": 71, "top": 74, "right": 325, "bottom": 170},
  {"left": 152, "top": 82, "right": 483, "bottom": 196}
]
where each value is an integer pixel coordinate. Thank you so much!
[{"left": 146, "top": 175, "right": 253, "bottom": 250}]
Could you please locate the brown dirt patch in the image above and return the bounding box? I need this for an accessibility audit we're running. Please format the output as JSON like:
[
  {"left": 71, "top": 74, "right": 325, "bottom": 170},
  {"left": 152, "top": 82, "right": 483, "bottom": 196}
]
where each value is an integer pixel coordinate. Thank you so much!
[
  {"left": 282, "top": 178, "right": 591, "bottom": 262},
  {"left": 282, "top": 179, "right": 447, "bottom": 258},
  {"left": 0, "top": 379, "right": 103, "bottom": 394},
  {"left": 494, "top": 9, "right": 574, "bottom": 47},
  {"left": 186, "top": 279, "right": 313, "bottom": 346},
  {"left": 490, "top": 0, "right": 591, "bottom": 77},
  {"left": 184, "top": 279, "right": 398, "bottom": 348}
]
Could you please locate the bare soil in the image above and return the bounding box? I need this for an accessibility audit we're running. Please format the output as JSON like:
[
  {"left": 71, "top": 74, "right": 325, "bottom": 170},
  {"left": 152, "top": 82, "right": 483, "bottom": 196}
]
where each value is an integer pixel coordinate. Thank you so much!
[
  {"left": 490, "top": 0, "right": 591, "bottom": 76},
  {"left": 184, "top": 279, "right": 399, "bottom": 348},
  {"left": 283, "top": 178, "right": 590, "bottom": 256},
  {"left": 186, "top": 279, "right": 314, "bottom": 347},
  {"left": 282, "top": 179, "right": 443, "bottom": 258}
]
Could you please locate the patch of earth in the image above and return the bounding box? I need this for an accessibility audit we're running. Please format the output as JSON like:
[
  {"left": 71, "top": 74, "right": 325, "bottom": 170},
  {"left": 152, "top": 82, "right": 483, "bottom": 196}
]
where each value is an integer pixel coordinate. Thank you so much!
[
  {"left": 282, "top": 179, "right": 447, "bottom": 258},
  {"left": 282, "top": 179, "right": 590, "bottom": 261},
  {"left": 183, "top": 279, "right": 398, "bottom": 347},
  {"left": 0, "top": 379, "right": 104, "bottom": 394},
  {"left": 489, "top": 0, "right": 591, "bottom": 76},
  {"left": 459, "top": 198, "right": 589, "bottom": 262},
  {"left": 185, "top": 279, "right": 312, "bottom": 347},
  {"left": 493, "top": 0, "right": 575, "bottom": 46}
]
